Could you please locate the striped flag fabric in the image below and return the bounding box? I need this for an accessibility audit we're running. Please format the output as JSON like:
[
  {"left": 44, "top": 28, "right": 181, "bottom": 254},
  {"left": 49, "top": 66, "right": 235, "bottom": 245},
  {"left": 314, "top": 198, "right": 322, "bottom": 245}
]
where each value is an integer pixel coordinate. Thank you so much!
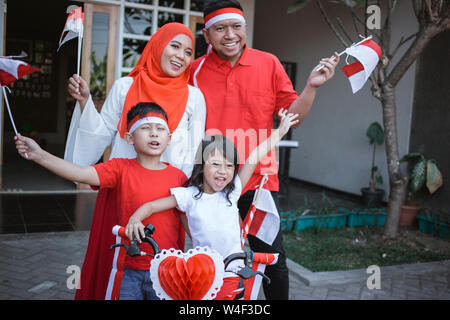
[
  {"left": 0, "top": 57, "right": 41, "bottom": 146},
  {"left": 341, "top": 39, "right": 381, "bottom": 93},
  {"left": 58, "top": 6, "right": 84, "bottom": 51},
  {"left": 240, "top": 177, "right": 281, "bottom": 300},
  {"left": 246, "top": 188, "right": 280, "bottom": 245},
  {"left": 0, "top": 58, "right": 41, "bottom": 86}
]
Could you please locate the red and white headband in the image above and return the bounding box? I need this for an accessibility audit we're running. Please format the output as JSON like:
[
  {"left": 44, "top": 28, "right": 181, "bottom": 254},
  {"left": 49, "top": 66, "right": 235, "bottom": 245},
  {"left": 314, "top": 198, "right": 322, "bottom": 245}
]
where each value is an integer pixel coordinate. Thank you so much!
[
  {"left": 128, "top": 112, "right": 170, "bottom": 134},
  {"left": 204, "top": 8, "right": 246, "bottom": 29}
]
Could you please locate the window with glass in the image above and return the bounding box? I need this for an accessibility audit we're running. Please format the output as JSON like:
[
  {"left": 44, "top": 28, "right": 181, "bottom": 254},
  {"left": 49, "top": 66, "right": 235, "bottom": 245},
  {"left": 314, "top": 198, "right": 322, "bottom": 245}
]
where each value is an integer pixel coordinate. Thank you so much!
[{"left": 124, "top": 7, "right": 153, "bottom": 36}]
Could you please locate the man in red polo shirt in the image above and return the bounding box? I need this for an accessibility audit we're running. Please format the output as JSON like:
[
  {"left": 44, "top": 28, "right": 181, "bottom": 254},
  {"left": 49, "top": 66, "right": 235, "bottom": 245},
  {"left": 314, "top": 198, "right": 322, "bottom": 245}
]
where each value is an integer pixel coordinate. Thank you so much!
[{"left": 190, "top": 0, "right": 339, "bottom": 300}]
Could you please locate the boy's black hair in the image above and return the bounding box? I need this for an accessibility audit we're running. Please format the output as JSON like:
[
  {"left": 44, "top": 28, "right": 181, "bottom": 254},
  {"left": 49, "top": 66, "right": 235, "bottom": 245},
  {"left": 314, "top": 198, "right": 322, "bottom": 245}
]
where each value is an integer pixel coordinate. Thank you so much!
[
  {"left": 126, "top": 102, "right": 168, "bottom": 128},
  {"left": 186, "top": 135, "right": 239, "bottom": 206},
  {"left": 203, "top": 0, "right": 243, "bottom": 17}
]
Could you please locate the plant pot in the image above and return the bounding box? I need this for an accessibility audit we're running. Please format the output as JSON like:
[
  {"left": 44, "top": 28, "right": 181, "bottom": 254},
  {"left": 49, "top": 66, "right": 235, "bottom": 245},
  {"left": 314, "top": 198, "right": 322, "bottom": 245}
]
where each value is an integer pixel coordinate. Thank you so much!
[
  {"left": 399, "top": 201, "right": 421, "bottom": 227},
  {"left": 361, "top": 187, "right": 385, "bottom": 207},
  {"left": 294, "top": 213, "right": 348, "bottom": 231},
  {"left": 417, "top": 215, "right": 449, "bottom": 239},
  {"left": 280, "top": 211, "right": 296, "bottom": 232},
  {"left": 281, "top": 217, "right": 296, "bottom": 232},
  {"left": 347, "top": 208, "right": 387, "bottom": 227}
]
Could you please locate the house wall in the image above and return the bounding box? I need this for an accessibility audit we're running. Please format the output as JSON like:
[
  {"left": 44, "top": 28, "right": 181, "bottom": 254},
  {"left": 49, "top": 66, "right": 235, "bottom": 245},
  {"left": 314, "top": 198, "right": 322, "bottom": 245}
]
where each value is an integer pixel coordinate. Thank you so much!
[
  {"left": 410, "top": 30, "right": 450, "bottom": 217},
  {"left": 240, "top": 0, "right": 255, "bottom": 48},
  {"left": 253, "top": 0, "right": 419, "bottom": 199}
]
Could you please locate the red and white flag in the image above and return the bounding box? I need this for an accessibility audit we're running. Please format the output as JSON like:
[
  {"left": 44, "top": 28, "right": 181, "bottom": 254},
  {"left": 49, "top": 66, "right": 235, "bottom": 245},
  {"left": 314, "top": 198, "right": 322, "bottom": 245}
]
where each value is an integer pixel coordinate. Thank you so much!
[
  {"left": 0, "top": 57, "right": 41, "bottom": 87},
  {"left": 244, "top": 188, "right": 280, "bottom": 246},
  {"left": 58, "top": 7, "right": 84, "bottom": 75},
  {"left": 0, "top": 57, "right": 41, "bottom": 141},
  {"left": 341, "top": 39, "right": 381, "bottom": 93},
  {"left": 240, "top": 176, "right": 281, "bottom": 300},
  {"left": 58, "top": 6, "right": 84, "bottom": 51}
]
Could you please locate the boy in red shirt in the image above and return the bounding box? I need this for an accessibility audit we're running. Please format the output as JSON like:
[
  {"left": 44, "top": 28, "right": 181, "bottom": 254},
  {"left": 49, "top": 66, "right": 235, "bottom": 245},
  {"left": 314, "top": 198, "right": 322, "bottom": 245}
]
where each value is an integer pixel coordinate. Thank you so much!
[{"left": 15, "top": 102, "right": 187, "bottom": 300}]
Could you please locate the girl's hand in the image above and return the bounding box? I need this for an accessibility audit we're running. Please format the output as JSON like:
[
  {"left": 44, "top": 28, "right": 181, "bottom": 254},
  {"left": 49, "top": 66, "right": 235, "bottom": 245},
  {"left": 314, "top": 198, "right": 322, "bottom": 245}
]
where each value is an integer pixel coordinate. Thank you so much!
[
  {"left": 277, "top": 109, "right": 300, "bottom": 137},
  {"left": 125, "top": 215, "right": 145, "bottom": 243},
  {"left": 67, "top": 74, "right": 90, "bottom": 110},
  {"left": 14, "top": 134, "right": 42, "bottom": 161}
]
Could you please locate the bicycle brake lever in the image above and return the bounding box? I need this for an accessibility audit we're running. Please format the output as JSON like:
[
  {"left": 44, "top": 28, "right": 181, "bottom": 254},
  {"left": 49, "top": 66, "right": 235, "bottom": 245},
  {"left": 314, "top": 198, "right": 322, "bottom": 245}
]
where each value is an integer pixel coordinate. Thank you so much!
[
  {"left": 255, "top": 271, "right": 271, "bottom": 284},
  {"left": 235, "top": 266, "right": 271, "bottom": 284},
  {"left": 110, "top": 239, "right": 142, "bottom": 257},
  {"left": 235, "top": 266, "right": 256, "bottom": 280},
  {"left": 110, "top": 243, "right": 127, "bottom": 250}
]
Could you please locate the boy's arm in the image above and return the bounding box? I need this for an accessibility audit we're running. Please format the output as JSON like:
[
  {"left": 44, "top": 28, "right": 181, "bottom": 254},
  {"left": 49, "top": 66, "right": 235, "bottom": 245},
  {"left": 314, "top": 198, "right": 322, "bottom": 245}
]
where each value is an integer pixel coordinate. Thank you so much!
[
  {"left": 15, "top": 134, "right": 100, "bottom": 186},
  {"left": 238, "top": 111, "right": 299, "bottom": 188},
  {"left": 126, "top": 195, "right": 178, "bottom": 242}
]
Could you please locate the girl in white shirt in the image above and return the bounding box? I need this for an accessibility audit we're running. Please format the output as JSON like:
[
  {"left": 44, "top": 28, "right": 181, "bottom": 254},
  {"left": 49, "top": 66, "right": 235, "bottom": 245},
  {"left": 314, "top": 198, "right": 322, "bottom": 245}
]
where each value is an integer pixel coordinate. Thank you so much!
[{"left": 126, "top": 110, "right": 298, "bottom": 299}]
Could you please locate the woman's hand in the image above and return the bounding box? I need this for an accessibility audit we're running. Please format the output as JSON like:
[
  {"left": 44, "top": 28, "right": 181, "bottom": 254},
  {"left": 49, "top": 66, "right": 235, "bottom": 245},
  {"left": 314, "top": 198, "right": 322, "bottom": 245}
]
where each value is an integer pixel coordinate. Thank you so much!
[
  {"left": 67, "top": 74, "right": 90, "bottom": 111},
  {"left": 277, "top": 109, "right": 300, "bottom": 137},
  {"left": 125, "top": 214, "right": 146, "bottom": 243},
  {"left": 14, "top": 134, "right": 42, "bottom": 161}
]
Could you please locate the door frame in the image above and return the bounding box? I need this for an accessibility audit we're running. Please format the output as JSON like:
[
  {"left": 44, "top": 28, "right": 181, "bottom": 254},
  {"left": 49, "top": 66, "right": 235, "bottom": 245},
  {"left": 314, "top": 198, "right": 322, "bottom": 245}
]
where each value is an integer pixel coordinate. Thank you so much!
[
  {"left": 81, "top": 2, "right": 118, "bottom": 102},
  {"left": 0, "top": 0, "right": 7, "bottom": 189}
]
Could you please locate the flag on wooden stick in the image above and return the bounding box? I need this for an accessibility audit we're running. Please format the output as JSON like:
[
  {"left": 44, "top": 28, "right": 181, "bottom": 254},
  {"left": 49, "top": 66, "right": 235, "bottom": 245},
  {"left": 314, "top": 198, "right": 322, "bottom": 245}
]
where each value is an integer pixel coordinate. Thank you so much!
[
  {"left": 314, "top": 35, "right": 381, "bottom": 94},
  {"left": 341, "top": 38, "right": 382, "bottom": 93},
  {"left": 58, "top": 6, "right": 84, "bottom": 75},
  {"left": 0, "top": 56, "right": 41, "bottom": 158}
]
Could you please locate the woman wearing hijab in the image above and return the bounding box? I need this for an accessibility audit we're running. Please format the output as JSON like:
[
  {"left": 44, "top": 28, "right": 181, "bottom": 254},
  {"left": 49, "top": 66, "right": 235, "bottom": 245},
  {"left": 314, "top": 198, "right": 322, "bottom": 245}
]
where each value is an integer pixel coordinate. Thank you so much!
[{"left": 64, "top": 23, "right": 206, "bottom": 300}]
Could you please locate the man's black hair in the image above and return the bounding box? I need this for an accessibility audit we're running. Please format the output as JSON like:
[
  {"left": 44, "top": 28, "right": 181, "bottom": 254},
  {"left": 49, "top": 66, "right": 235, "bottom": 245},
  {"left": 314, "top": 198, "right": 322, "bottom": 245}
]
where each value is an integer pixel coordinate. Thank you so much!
[
  {"left": 203, "top": 0, "right": 243, "bottom": 17},
  {"left": 126, "top": 102, "right": 168, "bottom": 128}
]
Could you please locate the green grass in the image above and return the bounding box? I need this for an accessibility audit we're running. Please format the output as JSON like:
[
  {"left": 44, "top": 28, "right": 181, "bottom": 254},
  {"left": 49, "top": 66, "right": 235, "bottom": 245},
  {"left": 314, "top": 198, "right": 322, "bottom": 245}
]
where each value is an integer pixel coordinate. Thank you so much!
[{"left": 283, "top": 226, "right": 450, "bottom": 272}]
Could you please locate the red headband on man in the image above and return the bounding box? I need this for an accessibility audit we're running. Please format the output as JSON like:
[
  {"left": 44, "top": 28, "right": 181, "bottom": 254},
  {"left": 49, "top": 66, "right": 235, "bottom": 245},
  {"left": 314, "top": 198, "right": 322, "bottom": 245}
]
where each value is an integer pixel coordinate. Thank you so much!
[{"left": 204, "top": 7, "right": 246, "bottom": 29}]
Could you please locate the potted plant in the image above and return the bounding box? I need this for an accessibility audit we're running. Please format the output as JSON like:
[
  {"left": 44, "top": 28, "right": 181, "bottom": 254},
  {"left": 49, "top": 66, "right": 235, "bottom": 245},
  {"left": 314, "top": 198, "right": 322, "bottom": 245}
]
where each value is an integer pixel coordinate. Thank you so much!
[
  {"left": 293, "top": 193, "right": 348, "bottom": 232},
  {"left": 417, "top": 209, "right": 449, "bottom": 239},
  {"left": 399, "top": 152, "right": 443, "bottom": 226},
  {"left": 361, "top": 122, "right": 385, "bottom": 207},
  {"left": 347, "top": 207, "right": 387, "bottom": 228}
]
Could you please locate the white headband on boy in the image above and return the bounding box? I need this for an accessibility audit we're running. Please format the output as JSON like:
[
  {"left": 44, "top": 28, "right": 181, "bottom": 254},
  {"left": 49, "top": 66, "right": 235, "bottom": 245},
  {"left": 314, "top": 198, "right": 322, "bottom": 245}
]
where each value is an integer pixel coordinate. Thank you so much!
[{"left": 128, "top": 117, "right": 170, "bottom": 135}]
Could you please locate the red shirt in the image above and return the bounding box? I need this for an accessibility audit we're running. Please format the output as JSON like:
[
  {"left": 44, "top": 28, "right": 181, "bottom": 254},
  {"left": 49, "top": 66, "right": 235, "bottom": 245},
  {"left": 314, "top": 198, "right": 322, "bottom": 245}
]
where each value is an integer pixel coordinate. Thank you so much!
[
  {"left": 94, "top": 158, "right": 187, "bottom": 270},
  {"left": 190, "top": 46, "right": 298, "bottom": 192}
]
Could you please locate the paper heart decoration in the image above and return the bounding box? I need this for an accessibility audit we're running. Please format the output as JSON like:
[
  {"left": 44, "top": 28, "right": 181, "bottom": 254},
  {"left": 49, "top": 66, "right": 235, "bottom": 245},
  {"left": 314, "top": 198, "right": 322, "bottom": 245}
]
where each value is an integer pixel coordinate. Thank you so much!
[{"left": 150, "top": 246, "right": 224, "bottom": 300}]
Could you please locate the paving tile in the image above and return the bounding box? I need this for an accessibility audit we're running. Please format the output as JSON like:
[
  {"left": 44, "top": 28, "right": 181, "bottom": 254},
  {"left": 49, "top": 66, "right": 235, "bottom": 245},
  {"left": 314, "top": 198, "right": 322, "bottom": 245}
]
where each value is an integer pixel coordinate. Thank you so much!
[
  {"left": 311, "top": 287, "right": 328, "bottom": 299},
  {"left": 1, "top": 229, "right": 449, "bottom": 301}
]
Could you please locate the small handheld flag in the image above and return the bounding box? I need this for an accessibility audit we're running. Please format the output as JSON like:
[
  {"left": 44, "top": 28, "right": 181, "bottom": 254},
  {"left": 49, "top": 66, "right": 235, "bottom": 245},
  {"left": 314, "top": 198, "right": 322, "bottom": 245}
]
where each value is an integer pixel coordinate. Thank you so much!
[
  {"left": 0, "top": 56, "right": 41, "bottom": 158},
  {"left": 58, "top": 6, "right": 84, "bottom": 76},
  {"left": 341, "top": 38, "right": 381, "bottom": 93},
  {"left": 314, "top": 35, "right": 381, "bottom": 93}
]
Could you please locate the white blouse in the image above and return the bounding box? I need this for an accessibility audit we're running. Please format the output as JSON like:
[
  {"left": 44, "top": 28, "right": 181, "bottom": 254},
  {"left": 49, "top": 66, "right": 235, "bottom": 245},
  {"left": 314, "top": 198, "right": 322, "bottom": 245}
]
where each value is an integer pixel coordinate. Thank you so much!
[
  {"left": 64, "top": 77, "right": 206, "bottom": 177},
  {"left": 170, "top": 176, "right": 244, "bottom": 273}
]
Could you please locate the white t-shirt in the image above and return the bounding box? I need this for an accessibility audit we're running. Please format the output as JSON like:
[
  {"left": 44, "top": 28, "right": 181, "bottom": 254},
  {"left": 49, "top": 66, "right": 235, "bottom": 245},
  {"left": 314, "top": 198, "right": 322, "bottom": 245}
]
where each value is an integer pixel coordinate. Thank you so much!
[{"left": 171, "top": 176, "right": 244, "bottom": 272}]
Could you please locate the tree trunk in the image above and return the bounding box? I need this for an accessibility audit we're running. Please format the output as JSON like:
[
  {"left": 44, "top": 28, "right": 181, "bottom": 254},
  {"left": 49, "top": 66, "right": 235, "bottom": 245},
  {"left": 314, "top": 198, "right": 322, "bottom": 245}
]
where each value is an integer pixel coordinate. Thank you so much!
[{"left": 381, "top": 84, "right": 408, "bottom": 237}]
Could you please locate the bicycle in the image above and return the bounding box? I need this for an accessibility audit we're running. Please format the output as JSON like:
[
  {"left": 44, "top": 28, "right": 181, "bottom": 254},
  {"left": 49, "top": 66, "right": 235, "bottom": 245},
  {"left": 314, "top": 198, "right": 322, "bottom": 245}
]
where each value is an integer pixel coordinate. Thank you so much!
[{"left": 109, "top": 223, "right": 277, "bottom": 300}]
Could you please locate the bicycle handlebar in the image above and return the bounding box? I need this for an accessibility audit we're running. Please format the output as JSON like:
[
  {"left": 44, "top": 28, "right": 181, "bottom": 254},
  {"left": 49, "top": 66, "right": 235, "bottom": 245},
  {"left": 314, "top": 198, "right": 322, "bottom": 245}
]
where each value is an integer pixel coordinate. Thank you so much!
[
  {"left": 110, "top": 224, "right": 274, "bottom": 284},
  {"left": 110, "top": 224, "right": 160, "bottom": 257},
  {"left": 223, "top": 251, "right": 278, "bottom": 284}
]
